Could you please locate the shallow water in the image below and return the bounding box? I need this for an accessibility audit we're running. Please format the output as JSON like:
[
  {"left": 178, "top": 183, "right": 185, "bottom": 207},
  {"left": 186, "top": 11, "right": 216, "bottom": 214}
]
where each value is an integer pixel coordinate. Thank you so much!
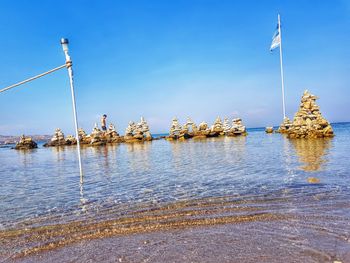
[{"left": 0, "top": 123, "right": 350, "bottom": 262}]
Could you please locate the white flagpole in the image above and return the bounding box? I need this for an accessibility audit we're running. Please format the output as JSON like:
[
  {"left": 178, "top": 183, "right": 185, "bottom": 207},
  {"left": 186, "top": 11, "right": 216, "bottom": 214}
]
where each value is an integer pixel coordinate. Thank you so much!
[{"left": 278, "top": 14, "right": 286, "bottom": 119}]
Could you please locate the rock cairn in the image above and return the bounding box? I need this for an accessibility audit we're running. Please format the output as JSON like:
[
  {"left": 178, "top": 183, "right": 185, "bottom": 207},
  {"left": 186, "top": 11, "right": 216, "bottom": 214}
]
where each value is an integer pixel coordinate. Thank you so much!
[
  {"left": 78, "top": 128, "right": 91, "bottom": 144},
  {"left": 167, "top": 118, "right": 182, "bottom": 140},
  {"left": 65, "top": 135, "right": 77, "bottom": 145},
  {"left": 139, "top": 117, "right": 152, "bottom": 141},
  {"left": 167, "top": 117, "right": 247, "bottom": 140},
  {"left": 179, "top": 118, "right": 198, "bottom": 139},
  {"left": 105, "top": 123, "right": 121, "bottom": 143},
  {"left": 227, "top": 118, "right": 247, "bottom": 136},
  {"left": 14, "top": 135, "right": 38, "bottom": 150},
  {"left": 223, "top": 118, "right": 231, "bottom": 134},
  {"left": 44, "top": 128, "right": 66, "bottom": 147},
  {"left": 90, "top": 123, "right": 106, "bottom": 146},
  {"left": 124, "top": 117, "right": 152, "bottom": 142},
  {"left": 277, "top": 117, "right": 292, "bottom": 134},
  {"left": 209, "top": 117, "right": 224, "bottom": 136},
  {"left": 195, "top": 121, "right": 210, "bottom": 138},
  {"left": 284, "top": 90, "right": 334, "bottom": 138}
]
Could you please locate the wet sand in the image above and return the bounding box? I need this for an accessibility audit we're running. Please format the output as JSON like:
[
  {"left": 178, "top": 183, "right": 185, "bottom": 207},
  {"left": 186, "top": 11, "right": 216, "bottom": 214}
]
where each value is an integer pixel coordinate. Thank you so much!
[
  {"left": 2, "top": 192, "right": 350, "bottom": 263},
  {"left": 11, "top": 220, "right": 350, "bottom": 263}
]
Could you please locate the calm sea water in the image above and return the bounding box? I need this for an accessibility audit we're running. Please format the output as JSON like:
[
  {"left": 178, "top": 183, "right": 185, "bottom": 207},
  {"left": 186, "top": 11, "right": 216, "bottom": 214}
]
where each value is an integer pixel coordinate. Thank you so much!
[{"left": 1, "top": 123, "right": 350, "bottom": 262}]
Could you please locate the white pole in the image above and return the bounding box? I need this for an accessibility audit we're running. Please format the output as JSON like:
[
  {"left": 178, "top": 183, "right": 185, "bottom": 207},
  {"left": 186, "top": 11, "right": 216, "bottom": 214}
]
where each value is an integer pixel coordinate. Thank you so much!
[
  {"left": 278, "top": 14, "right": 286, "bottom": 119},
  {"left": 61, "top": 38, "right": 83, "bottom": 181}
]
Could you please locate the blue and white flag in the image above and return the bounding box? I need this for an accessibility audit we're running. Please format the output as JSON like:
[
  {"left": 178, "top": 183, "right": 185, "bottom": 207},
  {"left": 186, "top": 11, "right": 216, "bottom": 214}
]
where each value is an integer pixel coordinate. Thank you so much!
[{"left": 270, "top": 24, "right": 281, "bottom": 51}]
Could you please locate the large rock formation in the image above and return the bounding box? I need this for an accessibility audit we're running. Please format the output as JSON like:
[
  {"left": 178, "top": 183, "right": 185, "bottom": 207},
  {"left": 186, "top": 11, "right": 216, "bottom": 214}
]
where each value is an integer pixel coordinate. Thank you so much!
[
  {"left": 14, "top": 135, "right": 38, "bottom": 150},
  {"left": 44, "top": 128, "right": 67, "bottom": 147},
  {"left": 285, "top": 90, "right": 334, "bottom": 138}
]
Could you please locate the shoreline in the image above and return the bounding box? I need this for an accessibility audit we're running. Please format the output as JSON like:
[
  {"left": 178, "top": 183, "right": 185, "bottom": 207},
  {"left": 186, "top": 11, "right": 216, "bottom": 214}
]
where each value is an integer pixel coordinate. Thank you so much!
[{"left": 3, "top": 191, "right": 349, "bottom": 263}]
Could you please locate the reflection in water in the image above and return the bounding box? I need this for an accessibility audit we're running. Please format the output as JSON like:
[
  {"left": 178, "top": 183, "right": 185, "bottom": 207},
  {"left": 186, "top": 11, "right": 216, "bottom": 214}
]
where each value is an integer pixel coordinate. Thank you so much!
[
  {"left": 126, "top": 142, "right": 151, "bottom": 173},
  {"left": 290, "top": 138, "right": 332, "bottom": 171},
  {"left": 223, "top": 136, "right": 247, "bottom": 164}
]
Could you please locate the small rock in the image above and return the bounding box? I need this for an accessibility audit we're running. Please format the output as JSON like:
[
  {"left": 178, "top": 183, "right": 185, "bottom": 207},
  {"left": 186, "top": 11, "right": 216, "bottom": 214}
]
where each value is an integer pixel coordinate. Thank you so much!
[{"left": 307, "top": 177, "right": 320, "bottom": 184}]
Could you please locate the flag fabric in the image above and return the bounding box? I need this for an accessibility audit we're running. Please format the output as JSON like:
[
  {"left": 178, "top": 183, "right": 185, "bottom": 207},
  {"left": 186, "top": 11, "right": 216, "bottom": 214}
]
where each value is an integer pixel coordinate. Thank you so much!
[{"left": 270, "top": 24, "right": 281, "bottom": 51}]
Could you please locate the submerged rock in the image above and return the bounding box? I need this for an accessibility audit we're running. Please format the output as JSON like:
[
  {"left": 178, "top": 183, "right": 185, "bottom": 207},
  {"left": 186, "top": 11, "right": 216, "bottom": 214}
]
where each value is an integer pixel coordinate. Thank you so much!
[
  {"left": 14, "top": 135, "right": 38, "bottom": 150},
  {"left": 286, "top": 90, "right": 334, "bottom": 139},
  {"left": 265, "top": 127, "right": 274, "bottom": 133},
  {"left": 307, "top": 177, "right": 320, "bottom": 184}
]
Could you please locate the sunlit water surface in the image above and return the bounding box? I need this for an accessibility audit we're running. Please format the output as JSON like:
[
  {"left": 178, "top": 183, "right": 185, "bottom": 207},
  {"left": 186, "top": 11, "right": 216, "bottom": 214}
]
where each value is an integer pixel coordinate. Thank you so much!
[{"left": 0, "top": 123, "right": 349, "bottom": 262}]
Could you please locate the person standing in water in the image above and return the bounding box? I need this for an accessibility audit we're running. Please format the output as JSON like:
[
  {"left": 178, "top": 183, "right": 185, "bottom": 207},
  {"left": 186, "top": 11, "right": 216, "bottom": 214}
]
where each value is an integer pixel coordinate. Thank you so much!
[{"left": 101, "top": 114, "right": 107, "bottom": 131}]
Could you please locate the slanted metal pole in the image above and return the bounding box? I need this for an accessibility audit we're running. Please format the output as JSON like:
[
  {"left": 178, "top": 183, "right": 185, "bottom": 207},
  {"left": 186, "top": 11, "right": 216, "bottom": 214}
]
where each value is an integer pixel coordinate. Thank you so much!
[
  {"left": 61, "top": 38, "right": 83, "bottom": 181},
  {"left": 0, "top": 64, "right": 66, "bottom": 93}
]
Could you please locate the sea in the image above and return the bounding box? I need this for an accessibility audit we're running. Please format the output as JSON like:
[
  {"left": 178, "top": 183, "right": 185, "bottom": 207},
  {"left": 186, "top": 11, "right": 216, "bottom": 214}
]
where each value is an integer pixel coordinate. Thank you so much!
[{"left": 0, "top": 123, "right": 349, "bottom": 262}]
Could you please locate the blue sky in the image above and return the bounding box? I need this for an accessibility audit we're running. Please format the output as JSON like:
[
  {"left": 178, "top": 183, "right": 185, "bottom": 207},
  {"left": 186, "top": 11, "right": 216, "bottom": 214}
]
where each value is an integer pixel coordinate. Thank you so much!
[{"left": 0, "top": 0, "right": 349, "bottom": 135}]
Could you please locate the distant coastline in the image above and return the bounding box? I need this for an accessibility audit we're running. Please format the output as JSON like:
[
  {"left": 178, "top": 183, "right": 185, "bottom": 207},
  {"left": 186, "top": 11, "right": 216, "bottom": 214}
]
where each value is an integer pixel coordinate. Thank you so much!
[{"left": 0, "top": 135, "right": 51, "bottom": 145}]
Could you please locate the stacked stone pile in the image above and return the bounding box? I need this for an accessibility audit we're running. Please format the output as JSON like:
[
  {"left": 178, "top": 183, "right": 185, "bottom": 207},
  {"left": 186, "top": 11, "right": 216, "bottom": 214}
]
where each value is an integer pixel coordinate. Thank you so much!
[
  {"left": 78, "top": 128, "right": 91, "bottom": 144},
  {"left": 194, "top": 121, "right": 210, "bottom": 138},
  {"left": 124, "top": 121, "right": 137, "bottom": 142},
  {"left": 167, "top": 118, "right": 182, "bottom": 140},
  {"left": 14, "top": 135, "right": 38, "bottom": 150},
  {"left": 44, "top": 128, "right": 67, "bottom": 147},
  {"left": 167, "top": 117, "right": 247, "bottom": 140},
  {"left": 124, "top": 117, "right": 152, "bottom": 142},
  {"left": 223, "top": 118, "right": 231, "bottom": 134},
  {"left": 285, "top": 90, "right": 334, "bottom": 138},
  {"left": 65, "top": 135, "right": 77, "bottom": 145},
  {"left": 179, "top": 118, "right": 197, "bottom": 139},
  {"left": 209, "top": 117, "right": 224, "bottom": 136},
  {"left": 227, "top": 118, "right": 247, "bottom": 136},
  {"left": 138, "top": 117, "right": 153, "bottom": 141},
  {"left": 106, "top": 123, "right": 122, "bottom": 143},
  {"left": 277, "top": 117, "right": 292, "bottom": 134},
  {"left": 90, "top": 123, "right": 106, "bottom": 146}
]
